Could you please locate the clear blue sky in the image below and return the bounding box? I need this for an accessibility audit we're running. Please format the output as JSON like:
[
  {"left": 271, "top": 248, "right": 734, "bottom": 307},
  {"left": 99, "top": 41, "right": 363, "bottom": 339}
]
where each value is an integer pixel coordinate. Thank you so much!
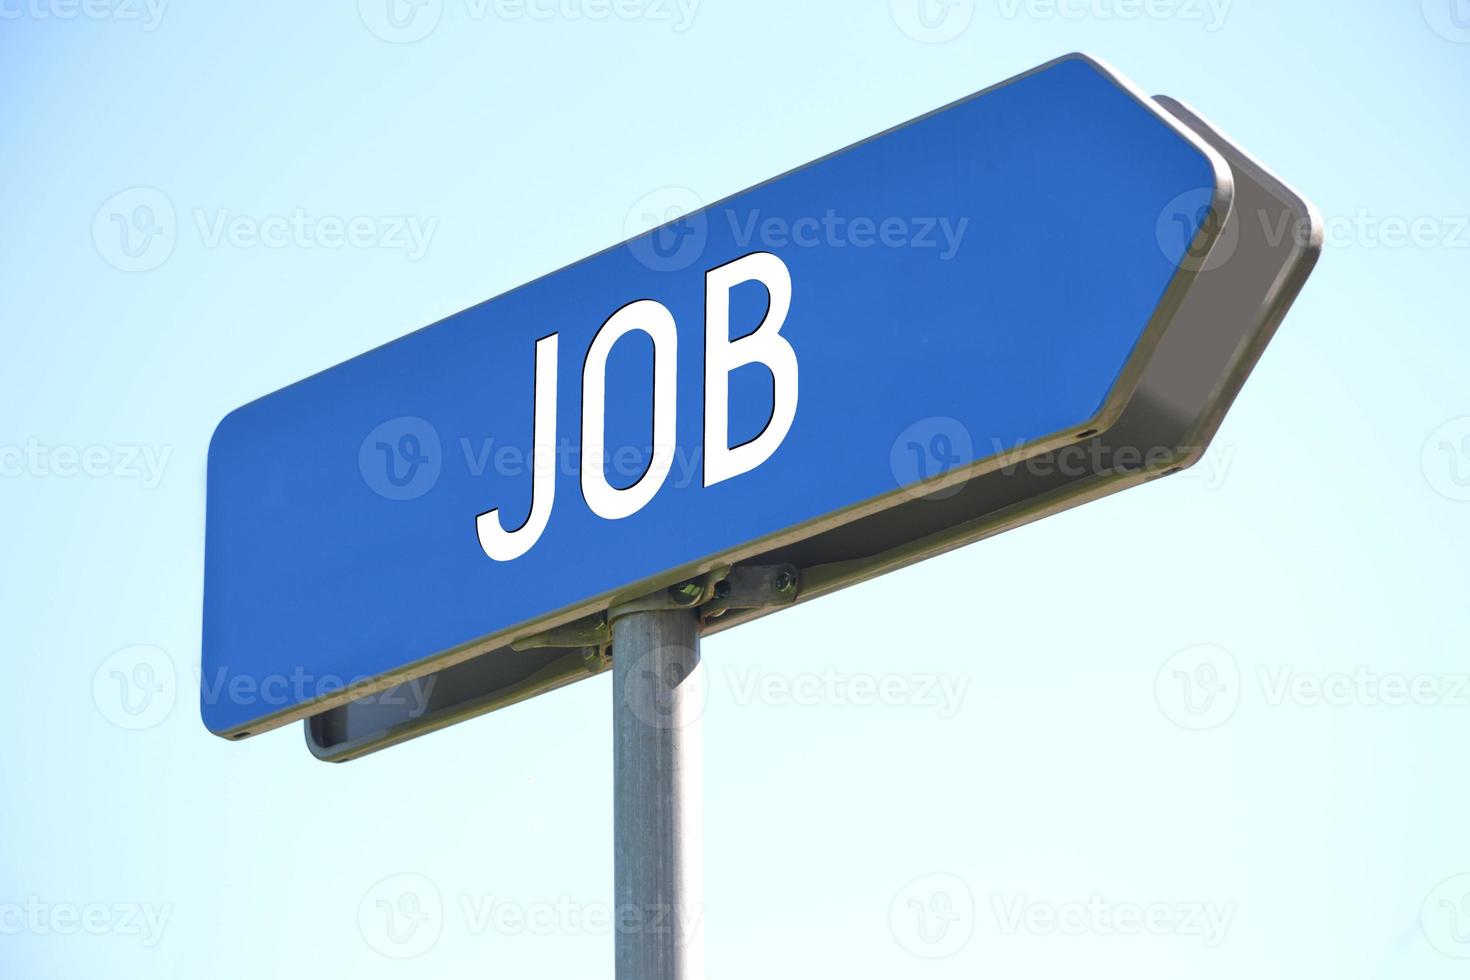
[{"left": 1, "top": 2, "right": 1468, "bottom": 977}]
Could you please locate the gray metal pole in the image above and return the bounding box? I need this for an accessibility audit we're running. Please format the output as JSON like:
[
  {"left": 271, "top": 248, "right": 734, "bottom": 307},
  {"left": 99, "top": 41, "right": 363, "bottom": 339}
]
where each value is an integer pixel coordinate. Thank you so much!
[{"left": 613, "top": 607, "right": 704, "bottom": 980}]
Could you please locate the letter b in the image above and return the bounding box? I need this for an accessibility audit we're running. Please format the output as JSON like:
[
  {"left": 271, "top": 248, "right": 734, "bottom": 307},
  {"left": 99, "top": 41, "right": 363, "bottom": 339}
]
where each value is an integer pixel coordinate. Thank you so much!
[{"left": 703, "top": 252, "right": 797, "bottom": 487}]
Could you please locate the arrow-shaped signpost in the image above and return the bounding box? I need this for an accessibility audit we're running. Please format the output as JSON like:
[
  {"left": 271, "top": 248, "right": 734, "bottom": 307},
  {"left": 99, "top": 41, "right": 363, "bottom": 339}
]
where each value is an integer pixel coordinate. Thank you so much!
[{"left": 201, "top": 55, "right": 1321, "bottom": 978}]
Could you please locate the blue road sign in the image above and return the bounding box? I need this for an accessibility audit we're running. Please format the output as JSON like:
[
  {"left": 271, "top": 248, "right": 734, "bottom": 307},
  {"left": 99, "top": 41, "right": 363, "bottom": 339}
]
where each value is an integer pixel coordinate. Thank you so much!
[{"left": 203, "top": 54, "right": 1234, "bottom": 737}]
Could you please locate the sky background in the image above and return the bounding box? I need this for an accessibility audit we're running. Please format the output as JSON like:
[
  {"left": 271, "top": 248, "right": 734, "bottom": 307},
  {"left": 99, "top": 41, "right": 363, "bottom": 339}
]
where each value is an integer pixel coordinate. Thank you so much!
[{"left": 2, "top": 1, "right": 1468, "bottom": 977}]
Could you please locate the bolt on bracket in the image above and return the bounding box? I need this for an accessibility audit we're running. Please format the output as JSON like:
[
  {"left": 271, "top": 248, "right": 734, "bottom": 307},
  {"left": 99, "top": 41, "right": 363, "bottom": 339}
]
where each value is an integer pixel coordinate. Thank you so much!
[
  {"left": 607, "top": 565, "right": 733, "bottom": 623},
  {"left": 701, "top": 563, "right": 800, "bottom": 621}
]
